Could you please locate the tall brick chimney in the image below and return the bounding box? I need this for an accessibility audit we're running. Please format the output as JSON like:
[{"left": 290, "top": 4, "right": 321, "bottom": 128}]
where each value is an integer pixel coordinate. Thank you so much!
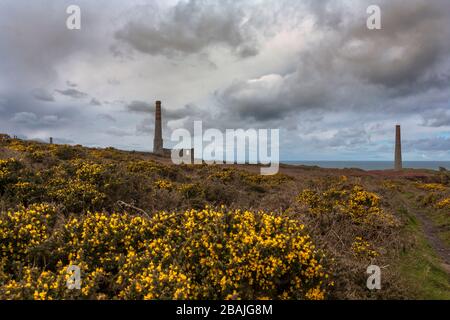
[
  {"left": 395, "top": 125, "right": 402, "bottom": 171},
  {"left": 153, "top": 101, "right": 163, "bottom": 155}
]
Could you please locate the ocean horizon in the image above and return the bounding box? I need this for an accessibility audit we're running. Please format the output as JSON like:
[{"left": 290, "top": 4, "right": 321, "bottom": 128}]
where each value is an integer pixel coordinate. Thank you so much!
[{"left": 283, "top": 161, "right": 450, "bottom": 171}]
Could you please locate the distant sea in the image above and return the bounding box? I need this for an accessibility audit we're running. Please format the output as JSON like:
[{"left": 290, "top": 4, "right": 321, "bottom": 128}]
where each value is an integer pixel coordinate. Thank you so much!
[{"left": 283, "top": 161, "right": 450, "bottom": 171}]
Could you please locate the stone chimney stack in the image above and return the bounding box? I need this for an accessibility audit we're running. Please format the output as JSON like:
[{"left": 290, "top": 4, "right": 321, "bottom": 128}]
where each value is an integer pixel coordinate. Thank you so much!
[
  {"left": 153, "top": 101, "right": 163, "bottom": 155},
  {"left": 49, "top": 137, "right": 53, "bottom": 145},
  {"left": 395, "top": 125, "right": 403, "bottom": 171}
]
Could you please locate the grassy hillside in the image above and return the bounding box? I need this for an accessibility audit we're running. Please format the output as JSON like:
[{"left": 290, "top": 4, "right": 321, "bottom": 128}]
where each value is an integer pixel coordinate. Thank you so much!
[{"left": 0, "top": 137, "right": 449, "bottom": 300}]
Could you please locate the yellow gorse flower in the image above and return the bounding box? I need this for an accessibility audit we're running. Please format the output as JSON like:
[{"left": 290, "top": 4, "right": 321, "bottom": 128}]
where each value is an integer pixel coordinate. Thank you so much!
[
  {"left": 0, "top": 205, "right": 330, "bottom": 300},
  {"left": 297, "top": 185, "right": 399, "bottom": 226},
  {"left": 436, "top": 198, "right": 450, "bottom": 209}
]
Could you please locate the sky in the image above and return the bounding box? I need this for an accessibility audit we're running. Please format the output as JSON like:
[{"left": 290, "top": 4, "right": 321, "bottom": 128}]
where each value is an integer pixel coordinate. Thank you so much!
[{"left": 0, "top": 0, "right": 449, "bottom": 161}]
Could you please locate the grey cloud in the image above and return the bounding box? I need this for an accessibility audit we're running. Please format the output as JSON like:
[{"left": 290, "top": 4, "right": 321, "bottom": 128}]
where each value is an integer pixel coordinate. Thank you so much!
[
  {"left": 114, "top": 0, "right": 259, "bottom": 58},
  {"left": 337, "top": 1, "right": 450, "bottom": 91},
  {"left": 31, "top": 88, "right": 54, "bottom": 102},
  {"left": 215, "top": 69, "right": 336, "bottom": 122},
  {"left": 0, "top": 1, "right": 120, "bottom": 143},
  {"left": 298, "top": 128, "right": 372, "bottom": 150},
  {"left": 97, "top": 114, "right": 116, "bottom": 122},
  {"left": 216, "top": 0, "right": 450, "bottom": 123},
  {"left": 56, "top": 89, "right": 89, "bottom": 99},
  {"left": 11, "top": 112, "right": 38, "bottom": 125},
  {"left": 126, "top": 101, "right": 203, "bottom": 121},
  {"left": 327, "top": 129, "right": 371, "bottom": 147},
  {"left": 108, "top": 79, "right": 121, "bottom": 86},
  {"left": 109, "top": 44, "right": 134, "bottom": 60},
  {"left": 105, "top": 127, "right": 134, "bottom": 137},
  {"left": 11, "top": 112, "right": 61, "bottom": 127},
  {"left": 136, "top": 118, "right": 153, "bottom": 136},
  {"left": 90, "top": 98, "right": 102, "bottom": 106},
  {"left": 66, "top": 81, "right": 78, "bottom": 88},
  {"left": 0, "top": 1, "right": 110, "bottom": 92},
  {"left": 422, "top": 110, "right": 450, "bottom": 127},
  {"left": 134, "top": 103, "right": 210, "bottom": 136},
  {"left": 2, "top": 1, "right": 450, "bottom": 160},
  {"left": 126, "top": 100, "right": 152, "bottom": 113},
  {"left": 404, "top": 137, "right": 450, "bottom": 152},
  {"left": 1, "top": 92, "right": 87, "bottom": 124},
  {"left": 41, "top": 115, "right": 60, "bottom": 125},
  {"left": 165, "top": 103, "right": 207, "bottom": 121}
]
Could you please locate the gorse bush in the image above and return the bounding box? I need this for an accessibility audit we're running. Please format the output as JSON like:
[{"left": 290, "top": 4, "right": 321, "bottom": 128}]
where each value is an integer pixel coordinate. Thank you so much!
[
  {"left": 351, "top": 237, "right": 379, "bottom": 259},
  {"left": 0, "top": 204, "right": 57, "bottom": 264},
  {"left": 0, "top": 158, "right": 23, "bottom": 194},
  {"left": 415, "top": 181, "right": 449, "bottom": 210},
  {"left": 0, "top": 139, "right": 288, "bottom": 212},
  {"left": 297, "top": 185, "right": 399, "bottom": 227},
  {"left": 415, "top": 183, "right": 447, "bottom": 192},
  {"left": 0, "top": 205, "right": 331, "bottom": 300},
  {"left": 436, "top": 198, "right": 450, "bottom": 209},
  {"left": 47, "top": 161, "right": 110, "bottom": 212}
]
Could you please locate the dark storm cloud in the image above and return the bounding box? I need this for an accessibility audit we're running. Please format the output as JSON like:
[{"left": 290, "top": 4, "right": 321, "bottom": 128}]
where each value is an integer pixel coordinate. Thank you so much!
[
  {"left": 126, "top": 101, "right": 152, "bottom": 113},
  {"left": 337, "top": 0, "right": 450, "bottom": 90},
  {"left": 56, "top": 89, "right": 89, "bottom": 99},
  {"left": 216, "top": 71, "right": 334, "bottom": 122},
  {"left": 217, "top": 0, "right": 450, "bottom": 122},
  {"left": 1, "top": 0, "right": 449, "bottom": 159},
  {"left": 114, "top": 0, "right": 259, "bottom": 58}
]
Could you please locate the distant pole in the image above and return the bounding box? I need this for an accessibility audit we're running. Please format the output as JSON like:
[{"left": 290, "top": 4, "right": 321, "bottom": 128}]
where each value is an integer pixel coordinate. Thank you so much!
[{"left": 395, "top": 125, "right": 403, "bottom": 171}]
